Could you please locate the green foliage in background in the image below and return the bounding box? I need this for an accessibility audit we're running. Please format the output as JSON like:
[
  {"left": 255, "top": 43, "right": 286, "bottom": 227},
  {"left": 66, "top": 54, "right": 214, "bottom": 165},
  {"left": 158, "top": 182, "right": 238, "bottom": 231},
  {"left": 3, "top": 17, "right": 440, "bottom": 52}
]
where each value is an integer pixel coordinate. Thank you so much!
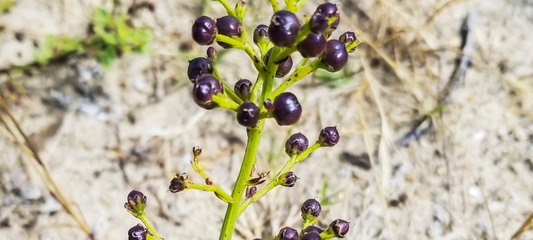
[
  {"left": 0, "top": 0, "right": 15, "bottom": 14},
  {"left": 35, "top": 7, "right": 153, "bottom": 67},
  {"left": 314, "top": 68, "right": 356, "bottom": 88}
]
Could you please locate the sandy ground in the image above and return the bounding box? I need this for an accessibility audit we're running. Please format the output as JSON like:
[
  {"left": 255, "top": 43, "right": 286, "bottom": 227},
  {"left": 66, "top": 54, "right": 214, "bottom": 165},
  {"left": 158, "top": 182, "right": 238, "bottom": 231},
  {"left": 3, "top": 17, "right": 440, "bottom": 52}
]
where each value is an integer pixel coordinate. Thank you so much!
[{"left": 1, "top": 0, "right": 533, "bottom": 239}]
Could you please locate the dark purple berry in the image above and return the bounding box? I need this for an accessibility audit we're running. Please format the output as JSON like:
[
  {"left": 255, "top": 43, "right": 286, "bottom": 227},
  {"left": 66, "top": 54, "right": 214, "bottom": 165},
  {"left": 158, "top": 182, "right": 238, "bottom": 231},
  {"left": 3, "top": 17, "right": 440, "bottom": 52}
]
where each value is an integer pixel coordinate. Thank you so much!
[
  {"left": 300, "top": 233, "right": 321, "bottom": 240},
  {"left": 206, "top": 47, "right": 217, "bottom": 61},
  {"left": 253, "top": 24, "right": 269, "bottom": 45},
  {"left": 301, "top": 199, "right": 321, "bottom": 218},
  {"left": 237, "top": 102, "right": 260, "bottom": 127},
  {"left": 314, "top": 3, "right": 340, "bottom": 33},
  {"left": 234, "top": 79, "right": 252, "bottom": 101},
  {"left": 169, "top": 177, "right": 185, "bottom": 193},
  {"left": 216, "top": 16, "right": 242, "bottom": 48},
  {"left": 124, "top": 190, "right": 147, "bottom": 215},
  {"left": 276, "top": 227, "right": 299, "bottom": 240},
  {"left": 309, "top": 14, "right": 328, "bottom": 34},
  {"left": 128, "top": 224, "right": 147, "bottom": 240},
  {"left": 285, "top": 132, "right": 308, "bottom": 155},
  {"left": 320, "top": 40, "right": 348, "bottom": 72},
  {"left": 302, "top": 226, "right": 324, "bottom": 235},
  {"left": 318, "top": 126, "right": 340, "bottom": 147},
  {"left": 264, "top": 48, "right": 293, "bottom": 77},
  {"left": 329, "top": 219, "right": 350, "bottom": 238},
  {"left": 272, "top": 92, "right": 302, "bottom": 126},
  {"left": 268, "top": 10, "right": 301, "bottom": 47},
  {"left": 315, "top": 3, "right": 340, "bottom": 20},
  {"left": 192, "top": 75, "right": 223, "bottom": 109},
  {"left": 192, "top": 16, "right": 216, "bottom": 45},
  {"left": 297, "top": 33, "right": 326, "bottom": 58},
  {"left": 280, "top": 171, "right": 298, "bottom": 187},
  {"left": 187, "top": 57, "right": 213, "bottom": 82}
]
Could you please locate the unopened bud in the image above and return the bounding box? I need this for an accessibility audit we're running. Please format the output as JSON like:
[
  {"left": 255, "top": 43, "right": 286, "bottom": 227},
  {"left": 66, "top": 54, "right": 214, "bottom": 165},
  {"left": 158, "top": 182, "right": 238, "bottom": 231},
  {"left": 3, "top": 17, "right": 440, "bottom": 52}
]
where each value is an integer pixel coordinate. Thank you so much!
[
  {"left": 253, "top": 24, "right": 269, "bottom": 46},
  {"left": 128, "top": 224, "right": 147, "bottom": 240},
  {"left": 328, "top": 219, "right": 350, "bottom": 238},
  {"left": 285, "top": 133, "right": 309, "bottom": 156},
  {"left": 246, "top": 186, "right": 257, "bottom": 198},
  {"left": 276, "top": 227, "right": 299, "bottom": 240},
  {"left": 169, "top": 177, "right": 185, "bottom": 193},
  {"left": 193, "top": 146, "right": 202, "bottom": 157},
  {"left": 124, "top": 190, "right": 147, "bottom": 216},
  {"left": 235, "top": 0, "right": 247, "bottom": 22},
  {"left": 280, "top": 171, "right": 298, "bottom": 187},
  {"left": 234, "top": 79, "right": 252, "bottom": 101},
  {"left": 301, "top": 198, "right": 321, "bottom": 219},
  {"left": 206, "top": 47, "right": 217, "bottom": 62},
  {"left": 318, "top": 126, "right": 340, "bottom": 147}
]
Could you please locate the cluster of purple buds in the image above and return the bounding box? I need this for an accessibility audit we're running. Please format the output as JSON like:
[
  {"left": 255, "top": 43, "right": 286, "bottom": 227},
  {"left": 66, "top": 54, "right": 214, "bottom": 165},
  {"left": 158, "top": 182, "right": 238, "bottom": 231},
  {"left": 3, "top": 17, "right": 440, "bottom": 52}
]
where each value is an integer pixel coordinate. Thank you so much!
[
  {"left": 124, "top": 0, "right": 359, "bottom": 239},
  {"left": 252, "top": 199, "right": 350, "bottom": 240},
  {"left": 186, "top": 2, "right": 359, "bottom": 129}
]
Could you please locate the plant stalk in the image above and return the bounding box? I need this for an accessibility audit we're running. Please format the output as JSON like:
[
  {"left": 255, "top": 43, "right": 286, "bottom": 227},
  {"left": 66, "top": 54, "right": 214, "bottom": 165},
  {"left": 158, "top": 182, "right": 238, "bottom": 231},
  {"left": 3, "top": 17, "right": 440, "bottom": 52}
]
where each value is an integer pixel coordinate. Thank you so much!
[{"left": 219, "top": 121, "right": 264, "bottom": 240}]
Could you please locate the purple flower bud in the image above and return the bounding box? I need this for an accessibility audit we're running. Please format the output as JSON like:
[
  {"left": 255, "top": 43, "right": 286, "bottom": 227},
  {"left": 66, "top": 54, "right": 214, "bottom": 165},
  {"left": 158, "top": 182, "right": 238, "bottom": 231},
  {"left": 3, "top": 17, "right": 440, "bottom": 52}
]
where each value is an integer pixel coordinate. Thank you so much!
[
  {"left": 318, "top": 126, "right": 340, "bottom": 147},
  {"left": 206, "top": 47, "right": 217, "bottom": 61},
  {"left": 169, "top": 177, "right": 185, "bottom": 193},
  {"left": 329, "top": 219, "right": 350, "bottom": 237},
  {"left": 246, "top": 186, "right": 257, "bottom": 198},
  {"left": 301, "top": 199, "right": 321, "bottom": 218},
  {"left": 124, "top": 190, "right": 147, "bottom": 215},
  {"left": 285, "top": 132, "right": 309, "bottom": 156},
  {"left": 280, "top": 171, "right": 298, "bottom": 187},
  {"left": 302, "top": 226, "right": 324, "bottom": 235},
  {"left": 300, "top": 232, "right": 321, "bottom": 240},
  {"left": 276, "top": 227, "right": 299, "bottom": 240},
  {"left": 253, "top": 24, "right": 269, "bottom": 46},
  {"left": 234, "top": 79, "right": 252, "bottom": 101},
  {"left": 128, "top": 224, "right": 147, "bottom": 240},
  {"left": 264, "top": 98, "right": 274, "bottom": 111},
  {"left": 193, "top": 146, "right": 202, "bottom": 156}
]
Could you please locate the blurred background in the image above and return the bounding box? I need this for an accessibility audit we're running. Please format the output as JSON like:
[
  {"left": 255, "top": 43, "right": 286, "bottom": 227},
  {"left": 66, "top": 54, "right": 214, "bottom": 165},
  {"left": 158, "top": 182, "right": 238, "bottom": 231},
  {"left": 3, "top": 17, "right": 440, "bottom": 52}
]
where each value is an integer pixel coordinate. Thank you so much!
[{"left": 1, "top": 0, "right": 532, "bottom": 239}]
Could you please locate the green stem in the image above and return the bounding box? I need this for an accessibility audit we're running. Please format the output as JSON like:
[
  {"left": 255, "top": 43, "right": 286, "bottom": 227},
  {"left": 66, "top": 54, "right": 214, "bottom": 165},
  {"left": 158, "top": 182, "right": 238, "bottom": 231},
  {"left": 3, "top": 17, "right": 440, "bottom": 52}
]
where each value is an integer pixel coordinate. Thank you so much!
[
  {"left": 250, "top": 74, "right": 264, "bottom": 104},
  {"left": 212, "top": 94, "right": 239, "bottom": 111},
  {"left": 237, "top": 143, "right": 320, "bottom": 216},
  {"left": 302, "top": 218, "right": 316, "bottom": 230},
  {"left": 271, "top": 60, "right": 321, "bottom": 97},
  {"left": 319, "top": 229, "right": 336, "bottom": 239},
  {"left": 216, "top": 0, "right": 236, "bottom": 16},
  {"left": 219, "top": 122, "right": 265, "bottom": 240},
  {"left": 187, "top": 183, "right": 234, "bottom": 203},
  {"left": 215, "top": 34, "right": 266, "bottom": 75},
  {"left": 273, "top": 47, "right": 297, "bottom": 63},
  {"left": 268, "top": 0, "right": 281, "bottom": 12},
  {"left": 261, "top": 47, "right": 280, "bottom": 104},
  {"left": 213, "top": 65, "right": 243, "bottom": 104},
  {"left": 139, "top": 213, "right": 163, "bottom": 240},
  {"left": 285, "top": 0, "right": 296, "bottom": 11}
]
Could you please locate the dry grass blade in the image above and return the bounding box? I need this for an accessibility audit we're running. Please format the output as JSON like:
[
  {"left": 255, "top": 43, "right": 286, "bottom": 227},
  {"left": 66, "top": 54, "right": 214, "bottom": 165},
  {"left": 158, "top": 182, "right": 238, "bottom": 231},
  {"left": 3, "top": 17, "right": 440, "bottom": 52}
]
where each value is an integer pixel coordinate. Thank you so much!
[
  {"left": 360, "top": 57, "right": 396, "bottom": 192},
  {"left": 355, "top": 68, "right": 396, "bottom": 240},
  {"left": 0, "top": 95, "right": 94, "bottom": 240},
  {"left": 510, "top": 212, "right": 533, "bottom": 240}
]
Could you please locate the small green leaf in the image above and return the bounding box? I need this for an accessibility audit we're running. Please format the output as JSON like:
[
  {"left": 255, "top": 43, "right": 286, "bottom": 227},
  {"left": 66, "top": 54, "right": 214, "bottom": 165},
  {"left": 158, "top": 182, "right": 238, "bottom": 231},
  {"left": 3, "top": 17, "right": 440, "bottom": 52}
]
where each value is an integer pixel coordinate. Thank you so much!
[
  {"left": 93, "top": 8, "right": 112, "bottom": 27},
  {"left": 35, "top": 36, "right": 83, "bottom": 65},
  {"left": 97, "top": 46, "right": 117, "bottom": 67}
]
